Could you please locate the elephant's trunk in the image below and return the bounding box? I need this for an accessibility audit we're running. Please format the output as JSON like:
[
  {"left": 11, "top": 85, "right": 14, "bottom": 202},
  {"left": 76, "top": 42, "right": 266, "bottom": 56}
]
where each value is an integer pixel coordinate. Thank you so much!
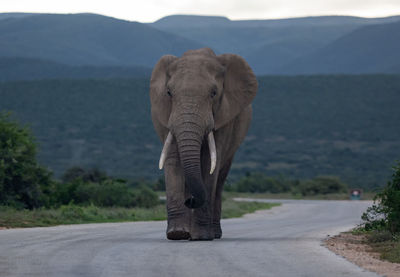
[{"left": 174, "top": 122, "right": 206, "bottom": 209}]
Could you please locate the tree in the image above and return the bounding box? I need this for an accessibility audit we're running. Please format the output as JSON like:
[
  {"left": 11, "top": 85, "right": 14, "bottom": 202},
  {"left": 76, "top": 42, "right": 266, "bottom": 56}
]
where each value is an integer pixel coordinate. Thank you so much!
[
  {"left": 61, "top": 166, "right": 107, "bottom": 183},
  {"left": 362, "top": 162, "right": 400, "bottom": 233},
  {"left": 0, "top": 113, "right": 54, "bottom": 208}
]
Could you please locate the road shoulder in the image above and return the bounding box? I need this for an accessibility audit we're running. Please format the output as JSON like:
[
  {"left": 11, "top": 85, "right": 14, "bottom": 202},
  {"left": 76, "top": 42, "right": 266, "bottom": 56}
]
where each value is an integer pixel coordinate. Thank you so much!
[{"left": 325, "top": 232, "right": 400, "bottom": 277}]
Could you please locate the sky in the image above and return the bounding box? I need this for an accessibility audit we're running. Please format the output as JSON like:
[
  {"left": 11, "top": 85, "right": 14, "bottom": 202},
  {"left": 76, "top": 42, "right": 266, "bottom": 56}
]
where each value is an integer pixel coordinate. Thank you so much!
[{"left": 1, "top": 0, "right": 400, "bottom": 23}]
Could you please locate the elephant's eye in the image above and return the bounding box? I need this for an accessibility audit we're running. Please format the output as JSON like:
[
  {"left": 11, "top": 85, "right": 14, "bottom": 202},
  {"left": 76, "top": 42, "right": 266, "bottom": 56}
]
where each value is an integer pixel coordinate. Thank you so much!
[
  {"left": 210, "top": 90, "right": 217, "bottom": 98},
  {"left": 167, "top": 89, "right": 172, "bottom": 97}
]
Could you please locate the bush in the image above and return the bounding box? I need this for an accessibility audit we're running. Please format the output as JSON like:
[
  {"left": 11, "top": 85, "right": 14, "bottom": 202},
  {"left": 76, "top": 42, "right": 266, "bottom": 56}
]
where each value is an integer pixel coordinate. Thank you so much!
[
  {"left": 54, "top": 168, "right": 159, "bottom": 208},
  {"left": 226, "top": 172, "right": 348, "bottom": 196},
  {"left": 62, "top": 166, "right": 107, "bottom": 183},
  {"left": 298, "top": 176, "right": 348, "bottom": 196},
  {"left": 367, "top": 230, "right": 394, "bottom": 243},
  {"left": 60, "top": 204, "right": 85, "bottom": 220},
  {"left": 91, "top": 180, "right": 136, "bottom": 207},
  {"left": 362, "top": 162, "right": 400, "bottom": 233},
  {"left": 55, "top": 179, "right": 136, "bottom": 207},
  {"left": 229, "top": 172, "right": 292, "bottom": 193},
  {"left": 0, "top": 113, "right": 54, "bottom": 209},
  {"left": 132, "top": 186, "right": 159, "bottom": 208}
]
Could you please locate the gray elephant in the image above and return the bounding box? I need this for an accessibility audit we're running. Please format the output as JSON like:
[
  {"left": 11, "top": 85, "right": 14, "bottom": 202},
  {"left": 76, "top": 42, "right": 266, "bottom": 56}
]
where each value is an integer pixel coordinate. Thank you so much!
[{"left": 150, "top": 48, "right": 257, "bottom": 240}]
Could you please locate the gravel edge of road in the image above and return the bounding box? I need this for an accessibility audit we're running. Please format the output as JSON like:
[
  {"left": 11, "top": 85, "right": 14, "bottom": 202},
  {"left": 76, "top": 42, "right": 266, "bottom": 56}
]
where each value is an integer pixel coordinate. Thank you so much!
[{"left": 324, "top": 232, "right": 400, "bottom": 277}]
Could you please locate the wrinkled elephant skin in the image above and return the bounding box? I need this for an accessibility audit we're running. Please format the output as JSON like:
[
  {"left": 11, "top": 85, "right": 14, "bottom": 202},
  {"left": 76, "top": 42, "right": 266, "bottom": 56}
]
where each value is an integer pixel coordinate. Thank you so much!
[{"left": 150, "top": 48, "right": 257, "bottom": 240}]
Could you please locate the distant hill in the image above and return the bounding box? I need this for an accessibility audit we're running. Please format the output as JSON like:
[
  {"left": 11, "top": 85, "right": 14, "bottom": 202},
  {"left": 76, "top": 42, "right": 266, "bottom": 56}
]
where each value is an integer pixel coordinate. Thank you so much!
[
  {"left": 151, "top": 14, "right": 400, "bottom": 28},
  {"left": 0, "top": 13, "right": 202, "bottom": 67},
  {"left": 150, "top": 15, "right": 366, "bottom": 56},
  {"left": 0, "top": 57, "right": 151, "bottom": 81},
  {"left": 151, "top": 15, "right": 231, "bottom": 28},
  {"left": 1, "top": 75, "right": 400, "bottom": 189},
  {"left": 150, "top": 15, "right": 400, "bottom": 74},
  {"left": 279, "top": 20, "right": 400, "bottom": 74},
  {"left": 1, "top": 12, "right": 400, "bottom": 76},
  {"left": 0, "top": 13, "right": 35, "bottom": 20}
]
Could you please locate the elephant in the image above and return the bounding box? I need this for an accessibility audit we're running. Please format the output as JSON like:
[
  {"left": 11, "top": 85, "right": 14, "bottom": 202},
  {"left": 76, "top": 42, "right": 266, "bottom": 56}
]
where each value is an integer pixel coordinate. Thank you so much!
[{"left": 150, "top": 48, "right": 257, "bottom": 240}]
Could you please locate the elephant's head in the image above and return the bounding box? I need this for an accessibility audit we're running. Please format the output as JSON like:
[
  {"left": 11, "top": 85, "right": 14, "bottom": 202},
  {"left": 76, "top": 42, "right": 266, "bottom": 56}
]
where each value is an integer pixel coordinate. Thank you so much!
[{"left": 150, "top": 48, "right": 257, "bottom": 209}]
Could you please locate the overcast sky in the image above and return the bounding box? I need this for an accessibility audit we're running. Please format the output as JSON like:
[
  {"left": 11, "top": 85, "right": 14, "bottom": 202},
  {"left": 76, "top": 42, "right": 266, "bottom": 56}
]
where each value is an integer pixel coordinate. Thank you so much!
[{"left": 1, "top": 0, "right": 400, "bottom": 22}]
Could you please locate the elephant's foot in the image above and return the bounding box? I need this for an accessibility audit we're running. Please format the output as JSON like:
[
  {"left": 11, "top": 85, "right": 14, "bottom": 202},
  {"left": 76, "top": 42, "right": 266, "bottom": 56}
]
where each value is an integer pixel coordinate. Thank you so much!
[
  {"left": 167, "top": 228, "right": 190, "bottom": 240},
  {"left": 189, "top": 226, "right": 214, "bottom": 241},
  {"left": 213, "top": 223, "right": 222, "bottom": 239},
  {"left": 166, "top": 217, "right": 190, "bottom": 240}
]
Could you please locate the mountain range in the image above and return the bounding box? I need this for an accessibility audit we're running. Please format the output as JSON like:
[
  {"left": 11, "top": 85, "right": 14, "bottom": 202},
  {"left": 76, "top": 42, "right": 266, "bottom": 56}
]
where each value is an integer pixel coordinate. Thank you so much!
[{"left": 0, "top": 12, "right": 399, "bottom": 78}]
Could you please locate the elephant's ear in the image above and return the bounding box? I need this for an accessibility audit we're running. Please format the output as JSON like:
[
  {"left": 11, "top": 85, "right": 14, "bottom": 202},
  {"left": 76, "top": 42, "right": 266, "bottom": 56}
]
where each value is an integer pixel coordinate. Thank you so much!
[
  {"left": 150, "top": 55, "right": 177, "bottom": 128},
  {"left": 214, "top": 54, "right": 258, "bottom": 130}
]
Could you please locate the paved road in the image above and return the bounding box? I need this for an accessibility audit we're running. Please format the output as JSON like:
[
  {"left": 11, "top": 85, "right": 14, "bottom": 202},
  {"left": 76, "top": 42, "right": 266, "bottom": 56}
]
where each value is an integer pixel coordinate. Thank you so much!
[{"left": 0, "top": 199, "right": 380, "bottom": 277}]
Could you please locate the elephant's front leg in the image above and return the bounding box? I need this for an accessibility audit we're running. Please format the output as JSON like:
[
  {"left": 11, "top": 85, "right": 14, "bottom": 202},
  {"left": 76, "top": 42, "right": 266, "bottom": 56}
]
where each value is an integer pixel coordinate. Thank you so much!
[
  {"left": 188, "top": 146, "right": 218, "bottom": 240},
  {"left": 164, "top": 143, "right": 190, "bottom": 240},
  {"left": 190, "top": 201, "right": 214, "bottom": 240}
]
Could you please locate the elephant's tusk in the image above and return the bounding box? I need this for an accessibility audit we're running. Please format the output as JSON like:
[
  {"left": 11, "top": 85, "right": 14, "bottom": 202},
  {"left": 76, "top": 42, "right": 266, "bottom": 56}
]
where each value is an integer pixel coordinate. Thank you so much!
[
  {"left": 208, "top": 132, "right": 217, "bottom": 174},
  {"left": 159, "top": 132, "right": 173, "bottom": 170}
]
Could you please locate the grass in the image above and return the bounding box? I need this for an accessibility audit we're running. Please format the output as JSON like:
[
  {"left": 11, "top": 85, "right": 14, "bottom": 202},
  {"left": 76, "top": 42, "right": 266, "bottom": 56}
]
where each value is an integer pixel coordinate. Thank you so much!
[
  {"left": 0, "top": 204, "right": 167, "bottom": 228},
  {"left": 0, "top": 198, "right": 279, "bottom": 229},
  {"left": 351, "top": 228, "right": 400, "bottom": 263},
  {"left": 223, "top": 191, "right": 376, "bottom": 200},
  {"left": 221, "top": 199, "right": 279, "bottom": 219},
  {"left": 2, "top": 189, "right": 371, "bottom": 229},
  {"left": 366, "top": 230, "right": 400, "bottom": 263}
]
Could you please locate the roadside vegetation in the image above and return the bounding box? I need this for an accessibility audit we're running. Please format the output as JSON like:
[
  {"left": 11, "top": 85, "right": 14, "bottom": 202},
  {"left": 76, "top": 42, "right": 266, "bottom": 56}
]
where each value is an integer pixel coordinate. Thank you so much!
[
  {"left": 221, "top": 199, "right": 279, "bottom": 219},
  {"left": 0, "top": 113, "right": 158, "bottom": 228},
  {"left": 0, "top": 114, "right": 279, "bottom": 228},
  {"left": 223, "top": 172, "right": 369, "bottom": 200},
  {"left": 224, "top": 191, "right": 375, "bottom": 200},
  {"left": 0, "top": 112, "right": 374, "bottom": 230},
  {"left": 356, "top": 162, "right": 400, "bottom": 263},
  {"left": 0, "top": 113, "right": 372, "bottom": 229},
  {"left": 0, "top": 112, "right": 159, "bottom": 210},
  {"left": 0, "top": 204, "right": 166, "bottom": 228},
  {"left": 0, "top": 199, "right": 279, "bottom": 228}
]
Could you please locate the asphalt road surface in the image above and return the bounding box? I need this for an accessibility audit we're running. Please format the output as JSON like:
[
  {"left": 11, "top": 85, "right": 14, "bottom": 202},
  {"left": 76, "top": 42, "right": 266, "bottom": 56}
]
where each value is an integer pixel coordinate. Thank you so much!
[{"left": 0, "top": 199, "right": 380, "bottom": 277}]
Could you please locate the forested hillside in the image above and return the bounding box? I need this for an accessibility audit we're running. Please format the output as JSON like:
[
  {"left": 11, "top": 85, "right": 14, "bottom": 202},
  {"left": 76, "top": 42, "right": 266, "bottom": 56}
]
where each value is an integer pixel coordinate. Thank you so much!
[
  {"left": 1, "top": 75, "right": 399, "bottom": 189},
  {"left": 0, "top": 57, "right": 151, "bottom": 81},
  {"left": 1, "top": 12, "right": 400, "bottom": 76}
]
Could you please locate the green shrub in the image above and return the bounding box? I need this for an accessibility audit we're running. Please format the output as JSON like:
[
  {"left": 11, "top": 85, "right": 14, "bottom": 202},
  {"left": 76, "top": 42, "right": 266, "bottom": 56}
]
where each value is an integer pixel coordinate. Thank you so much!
[
  {"left": 0, "top": 113, "right": 54, "bottom": 209},
  {"left": 53, "top": 179, "right": 82, "bottom": 205},
  {"left": 362, "top": 162, "right": 400, "bottom": 233},
  {"left": 230, "top": 172, "right": 291, "bottom": 193},
  {"left": 367, "top": 230, "right": 394, "bottom": 243},
  {"left": 298, "top": 176, "right": 348, "bottom": 196},
  {"left": 55, "top": 179, "right": 134, "bottom": 207},
  {"left": 60, "top": 204, "right": 85, "bottom": 220},
  {"left": 54, "top": 168, "right": 159, "bottom": 208},
  {"left": 227, "top": 172, "right": 348, "bottom": 196},
  {"left": 361, "top": 203, "right": 386, "bottom": 231},
  {"left": 132, "top": 186, "right": 159, "bottom": 208},
  {"left": 92, "top": 180, "right": 136, "bottom": 207}
]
